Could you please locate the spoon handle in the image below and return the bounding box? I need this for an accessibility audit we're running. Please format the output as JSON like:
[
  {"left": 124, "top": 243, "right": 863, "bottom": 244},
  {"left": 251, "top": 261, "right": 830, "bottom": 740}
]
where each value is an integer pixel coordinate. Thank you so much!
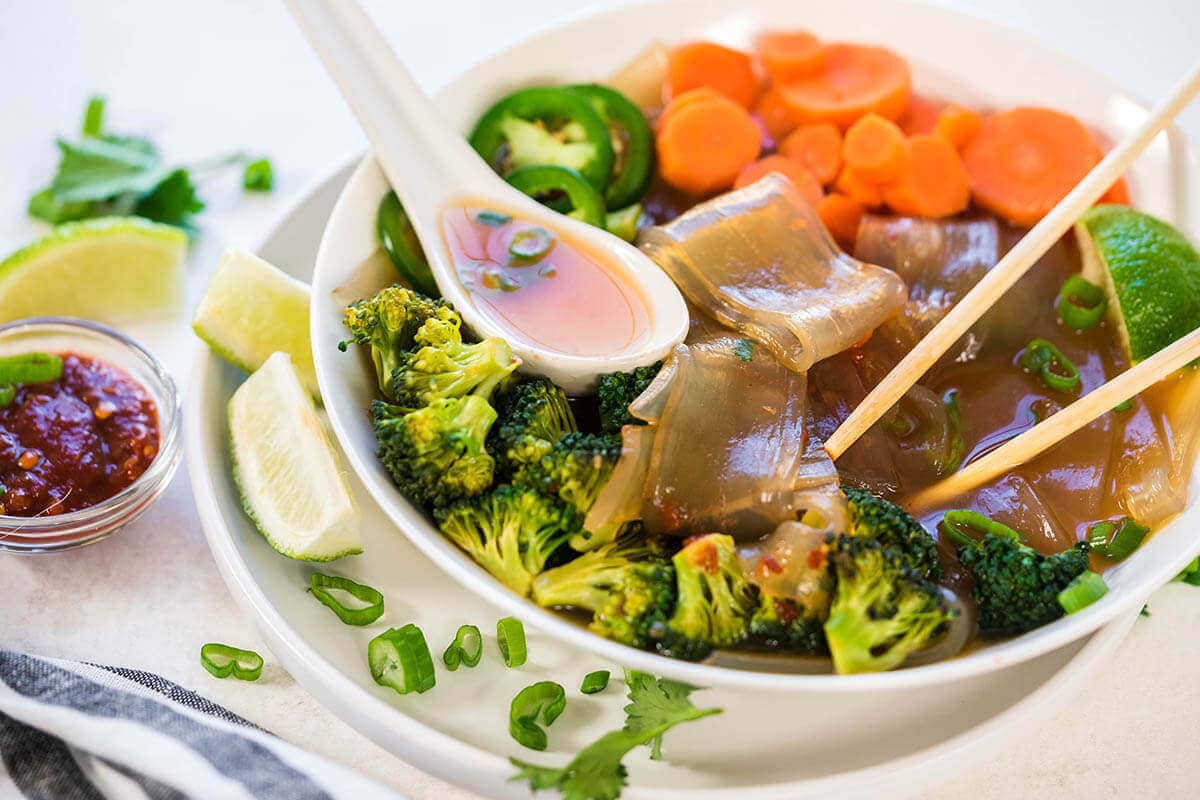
[{"left": 284, "top": 0, "right": 505, "bottom": 236}]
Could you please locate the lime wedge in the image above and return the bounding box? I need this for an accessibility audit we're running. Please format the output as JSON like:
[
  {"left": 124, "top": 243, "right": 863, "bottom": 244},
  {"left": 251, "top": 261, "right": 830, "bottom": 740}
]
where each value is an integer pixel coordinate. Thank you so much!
[
  {"left": 229, "top": 352, "right": 361, "bottom": 561},
  {"left": 193, "top": 248, "right": 319, "bottom": 398},
  {"left": 1078, "top": 205, "right": 1200, "bottom": 362},
  {"left": 0, "top": 217, "right": 185, "bottom": 324}
]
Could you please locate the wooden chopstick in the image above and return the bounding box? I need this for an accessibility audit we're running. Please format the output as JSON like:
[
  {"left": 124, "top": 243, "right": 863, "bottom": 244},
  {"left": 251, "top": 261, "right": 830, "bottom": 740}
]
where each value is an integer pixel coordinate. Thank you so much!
[
  {"left": 905, "top": 326, "right": 1200, "bottom": 513},
  {"left": 825, "top": 61, "right": 1200, "bottom": 461}
]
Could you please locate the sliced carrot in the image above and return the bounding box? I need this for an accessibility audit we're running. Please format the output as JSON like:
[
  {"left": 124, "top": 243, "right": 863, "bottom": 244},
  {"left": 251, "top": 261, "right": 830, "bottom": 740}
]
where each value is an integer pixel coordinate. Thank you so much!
[
  {"left": 817, "top": 193, "right": 865, "bottom": 249},
  {"left": 657, "top": 86, "right": 723, "bottom": 131},
  {"left": 734, "top": 155, "right": 824, "bottom": 204},
  {"left": 776, "top": 43, "right": 911, "bottom": 129},
  {"left": 881, "top": 135, "right": 970, "bottom": 218},
  {"left": 657, "top": 89, "right": 762, "bottom": 195},
  {"left": 842, "top": 112, "right": 909, "bottom": 183},
  {"left": 899, "top": 94, "right": 943, "bottom": 135},
  {"left": 934, "top": 104, "right": 983, "bottom": 150},
  {"left": 666, "top": 42, "right": 759, "bottom": 108},
  {"left": 757, "top": 31, "right": 824, "bottom": 82},
  {"left": 779, "top": 122, "right": 842, "bottom": 185},
  {"left": 835, "top": 166, "right": 884, "bottom": 207},
  {"left": 962, "top": 106, "right": 1102, "bottom": 226},
  {"left": 753, "top": 87, "right": 802, "bottom": 141},
  {"left": 1101, "top": 177, "right": 1131, "bottom": 205}
]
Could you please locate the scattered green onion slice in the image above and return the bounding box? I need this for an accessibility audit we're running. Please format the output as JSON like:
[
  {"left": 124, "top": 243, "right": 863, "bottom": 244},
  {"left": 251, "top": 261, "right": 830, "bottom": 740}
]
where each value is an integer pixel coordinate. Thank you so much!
[
  {"left": 509, "top": 227, "right": 555, "bottom": 262},
  {"left": 82, "top": 95, "right": 105, "bottom": 137},
  {"left": 200, "top": 643, "right": 264, "bottom": 681},
  {"left": 580, "top": 670, "right": 610, "bottom": 694},
  {"left": 476, "top": 210, "right": 512, "bottom": 227},
  {"left": 1056, "top": 275, "right": 1107, "bottom": 331},
  {"left": 509, "top": 681, "right": 566, "bottom": 751},
  {"left": 941, "top": 388, "right": 965, "bottom": 474},
  {"left": 1058, "top": 571, "right": 1109, "bottom": 614},
  {"left": 1087, "top": 517, "right": 1149, "bottom": 561},
  {"left": 0, "top": 353, "right": 63, "bottom": 386},
  {"left": 497, "top": 616, "right": 527, "bottom": 667},
  {"left": 0, "top": 386, "right": 14, "bottom": 407},
  {"left": 243, "top": 158, "right": 274, "bottom": 192},
  {"left": 442, "top": 624, "right": 483, "bottom": 670},
  {"left": 941, "top": 509, "right": 1023, "bottom": 547},
  {"left": 1018, "top": 338, "right": 1081, "bottom": 392},
  {"left": 309, "top": 572, "right": 384, "bottom": 626},
  {"left": 1113, "top": 398, "right": 1134, "bottom": 413},
  {"left": 368, "top": 624, "right": 436, "bottom": 695}
]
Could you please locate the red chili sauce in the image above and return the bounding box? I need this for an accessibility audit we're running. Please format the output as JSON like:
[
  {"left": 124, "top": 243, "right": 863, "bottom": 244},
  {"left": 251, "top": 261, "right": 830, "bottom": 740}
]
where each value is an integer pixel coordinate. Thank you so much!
[{"left": 0, "top": 354, "right": 159, "bottom": 517}]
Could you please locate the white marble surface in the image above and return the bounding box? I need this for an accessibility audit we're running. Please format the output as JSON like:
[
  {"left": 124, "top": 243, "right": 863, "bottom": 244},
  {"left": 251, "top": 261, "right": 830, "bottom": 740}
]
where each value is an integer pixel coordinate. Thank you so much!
[{"left": 2, "top": 1, "right": 1199, "bottom": 798}]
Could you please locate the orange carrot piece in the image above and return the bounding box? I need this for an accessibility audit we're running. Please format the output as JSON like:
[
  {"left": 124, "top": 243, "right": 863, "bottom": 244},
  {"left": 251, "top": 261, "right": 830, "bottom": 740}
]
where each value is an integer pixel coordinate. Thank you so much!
[
  {"left": 842, "top": 112, "right": 909, "bottom": 183},
  {"left": 817, "top": 193, "right": 866, "bottom": 249},
  {"left": 656, "top": 86, "right": 723, "bottom": 131},
  {"left": 1101, "top": 177, "right": 1131, "bottom": 205},
  {"left": 666, "top": 42, "right": 759, "bottom": 108},
  {"left": 757, "top": 31, "right": 824, "bottom": 82},
  {"left": 962, "top": 106, "right": 1102, "bottom": 226},
  {"left": 657, "top": 90, "right": 762, "bottom": 195},
  {"left": 882, "top": 135, "right": 971, "bottom": 218},
  {"left": 776, "top": 43, "right": 911, "bottom": 129},
  {"left": 899, "top": 94, "right": 943, "bottom": 135},
  {"left": 734, "top": 155, "right": 824, "bottom": 204},
  {"left": 753, "top": 87, "right": 802, "bottom": 141},
  {"left": 934, "top": 104, "right": 983, "bottom": 150},
  {"left": 835, "top": 165, "right": 884, "bottom": 207},
  {"left": 779, "top": 122, "right": 843, "bottom": 185}
]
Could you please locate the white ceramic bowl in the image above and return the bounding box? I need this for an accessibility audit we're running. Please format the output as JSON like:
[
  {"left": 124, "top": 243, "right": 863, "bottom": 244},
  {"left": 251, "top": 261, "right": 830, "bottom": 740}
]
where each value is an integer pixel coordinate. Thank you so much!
[{"left": 311, "top": 0, "right": 1200, "bottom": 691}]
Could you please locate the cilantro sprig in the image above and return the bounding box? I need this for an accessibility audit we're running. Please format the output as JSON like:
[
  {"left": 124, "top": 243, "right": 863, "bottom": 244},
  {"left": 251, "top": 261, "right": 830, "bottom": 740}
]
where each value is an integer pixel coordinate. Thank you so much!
[
  {"left": 27, "top": 96, "right": 243, "bottom": 229},
  {"left": 510, "top": 670, "right": 721, "bottom": 800}
]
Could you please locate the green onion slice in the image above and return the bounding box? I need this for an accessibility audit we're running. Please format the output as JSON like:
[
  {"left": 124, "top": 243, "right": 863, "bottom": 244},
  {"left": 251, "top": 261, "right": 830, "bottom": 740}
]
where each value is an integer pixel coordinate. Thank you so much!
[
  {"left": 1056, "top": 275, "right": 1107, "bottom": 331},
  {"left": 442, "top": 624, "right": 483, "bottom": 670},
  {"left": 368, "top": 624, "right": 436, "bottom": 695},
  {"left": 509, "top": 681, "right": 566, "bottom": 751},
  {"left": 82, "top": 95, "right": 105, "bottom": 137},
  {"left": 476, "top": 210, "right": 512, "bottom": 227},
  {"left": 309, "top": 572, "right": 384, "bottom": 626},
  {"left": 941, "top": 509, "right": 1023, "bottom": 547},
  {"left": 941, "top": 388, "right": 965, "bottom": 474},
  {"left": 1058, "top": 571, "right": 1109, "bottom": 614},
  {"left": 509, "top": 227, "right": 555, "bottom": 263},
  {"left": 243, "top": 158, "right": 274, "bottom": 192},
  {"left": 0, "top": 386, "right": 14, "bottom": 407},
  {"left": 0, "top": 353, "right": 63, "bottom": 386},
  {"left": 1113, "top": 398, "right": 1134, "bottom": 413},
  {"left": 1018, "top": 338, "right": 1081, "bottom": 393},
  {"left": 580, "top": 670, "right": 610, "bottom": 694},
  {"left": 497, "top": 616, "right": 527, "bottom": 667},
  {"left": 200, "top": 643, "right": 264, "bottom": 681},
  {"left": 1087, "top": 517, "right": 1149, "bottom": 561}
]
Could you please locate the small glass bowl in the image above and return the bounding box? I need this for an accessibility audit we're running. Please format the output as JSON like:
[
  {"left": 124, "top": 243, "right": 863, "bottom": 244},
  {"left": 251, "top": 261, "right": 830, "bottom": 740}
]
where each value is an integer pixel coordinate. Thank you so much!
[{"left": 0, "top": 318, "right": 181, "bottom": 553}]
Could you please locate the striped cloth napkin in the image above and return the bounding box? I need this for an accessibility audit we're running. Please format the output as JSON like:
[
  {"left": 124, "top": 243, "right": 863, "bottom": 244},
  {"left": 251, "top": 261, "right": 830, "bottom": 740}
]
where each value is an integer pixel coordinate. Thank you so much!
[{"left": 0, "top": 650, "right": 403, "bottom": 800}]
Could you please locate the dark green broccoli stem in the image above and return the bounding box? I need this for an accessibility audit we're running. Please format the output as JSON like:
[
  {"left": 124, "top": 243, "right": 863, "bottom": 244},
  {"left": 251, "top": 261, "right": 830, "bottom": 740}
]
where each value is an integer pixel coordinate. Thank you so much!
[
  {"left": 372, "top": 395, "right": 496, "bottom": 510},
  {"left": 435, "top": 486, "right": 578, "bottom": 596},
  {"left": 844, "top": 487, "right": 942, "bottom": 580},
  {"left": 596, "top": 362, "right": 662, "bottom": 434},
  {"left": 824, "top": 534, "right": 954, "bottom": 674},
  {"left": 341, "top": 286, "right": 452, "bottom": 399}
]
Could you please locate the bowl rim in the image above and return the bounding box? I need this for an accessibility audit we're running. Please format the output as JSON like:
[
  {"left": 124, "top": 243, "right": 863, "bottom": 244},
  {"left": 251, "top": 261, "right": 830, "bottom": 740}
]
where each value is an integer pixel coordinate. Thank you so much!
[
  {"left": 0, "top": 316, "right": 182, "bottom": 552},
  {"left": 311, "top": 0, "right": 1200, "bottom": 690}
]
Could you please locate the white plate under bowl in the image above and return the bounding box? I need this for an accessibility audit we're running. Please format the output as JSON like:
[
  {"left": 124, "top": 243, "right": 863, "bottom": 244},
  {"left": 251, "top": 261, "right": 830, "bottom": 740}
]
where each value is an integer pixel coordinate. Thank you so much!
[
  {"left": 190, "top": 161, "right": 1139, "bottom": 799},
  {"left": 310, "top": 0, "right": 1200, "bottom": 691}
]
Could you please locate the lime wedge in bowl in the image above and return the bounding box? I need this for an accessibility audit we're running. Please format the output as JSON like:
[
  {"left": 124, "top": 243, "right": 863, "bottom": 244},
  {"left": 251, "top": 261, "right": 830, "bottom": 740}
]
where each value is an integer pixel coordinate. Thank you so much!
[
  {"left": 1078, "top": 204, "right": 1200, "bottom": 361},
  {"left": 193, "top": 248, "right": 319, "bottom": 398},
  {"left": 229, "top": 351, "right": 361, "bottom": 561},
  {"left": 0, "top": 217, "right": 185, "bottom": 324}
]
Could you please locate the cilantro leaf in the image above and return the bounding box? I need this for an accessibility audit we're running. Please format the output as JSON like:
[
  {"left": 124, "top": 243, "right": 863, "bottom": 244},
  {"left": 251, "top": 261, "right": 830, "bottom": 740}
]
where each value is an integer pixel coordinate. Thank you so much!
[
  {"left": 509, "top": 670, "right": 721, "bottom": 800},
  {"left": 50, "top": 137, "right": 166, "bottom": 202},
  {"left": 135, "top": 169, "right": 204, "bottom": 227}
]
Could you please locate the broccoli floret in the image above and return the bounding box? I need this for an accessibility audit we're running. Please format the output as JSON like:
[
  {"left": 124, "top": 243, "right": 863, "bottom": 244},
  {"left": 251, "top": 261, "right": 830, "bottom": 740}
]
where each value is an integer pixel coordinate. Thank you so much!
[
  {"left": 532, "top": 536, "right": 676, "bottom": 649},
  {"left": 596, "top": 362, "right": 662, "bottom": 434},
  {"left": 948, "top": 521, "right": 1091, "bottom": 636},
  {"left": 435, "top": 486, "right": 577, "bottom": 596},
  {"left": 824, "top": 534, "right": 954, "bottom": 674},
  {"left": 514, "top": 432, "right": 622, "bottom": 550},
  {"left": 844, "top": 487, "right": 942, "bottom": 580},
  {"left": 749, "top": 592, "right": 828, "bottom": 655},
  {"left": 390, "top": 315, "right": 518, "bottom": 409},
  {"left": 373, "top": 395, "right": 496, "bottom": 510},
  {"left": 659, "top": 534, "right": 757, "bottom": 661},
  {"left": 342, "top": 285, "right": 452, "bottom": 398},
  {"left": 490, "top": 378, "right": 578, "bottom": 478}
]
